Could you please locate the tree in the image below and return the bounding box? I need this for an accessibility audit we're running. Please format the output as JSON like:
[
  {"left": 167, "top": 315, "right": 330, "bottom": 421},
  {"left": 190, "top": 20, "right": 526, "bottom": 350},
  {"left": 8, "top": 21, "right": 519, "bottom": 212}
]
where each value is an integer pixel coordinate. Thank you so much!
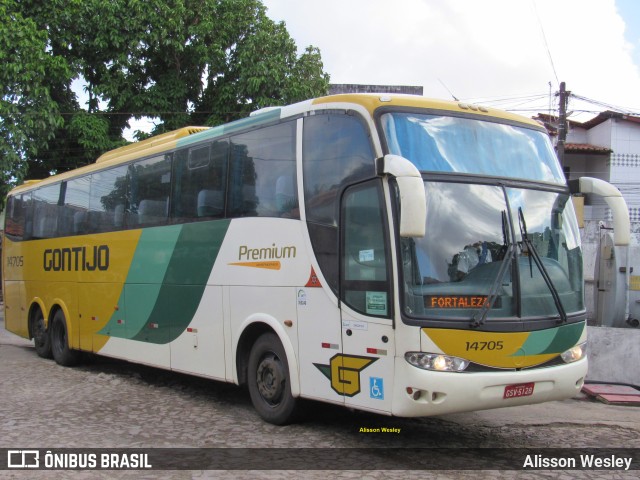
[
  {"left": 1, "top": 0, "right": 330, "bottom": 202},
  {"left": 0, "top": 0, "right": 68, "bottom": 203}
]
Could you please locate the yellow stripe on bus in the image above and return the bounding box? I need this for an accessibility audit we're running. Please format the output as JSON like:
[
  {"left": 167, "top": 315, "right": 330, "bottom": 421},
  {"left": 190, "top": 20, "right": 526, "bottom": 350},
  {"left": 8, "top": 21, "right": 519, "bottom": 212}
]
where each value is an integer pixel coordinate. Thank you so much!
[{"left": 424, "top": 328, "right": 557, "bottom": 369}]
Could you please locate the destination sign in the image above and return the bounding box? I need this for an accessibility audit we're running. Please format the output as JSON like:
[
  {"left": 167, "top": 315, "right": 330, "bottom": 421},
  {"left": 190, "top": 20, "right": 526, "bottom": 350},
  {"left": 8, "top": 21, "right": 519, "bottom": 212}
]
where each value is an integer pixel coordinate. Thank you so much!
[{"left": 424, "top": 295, "right": 501, "bottom": 309}]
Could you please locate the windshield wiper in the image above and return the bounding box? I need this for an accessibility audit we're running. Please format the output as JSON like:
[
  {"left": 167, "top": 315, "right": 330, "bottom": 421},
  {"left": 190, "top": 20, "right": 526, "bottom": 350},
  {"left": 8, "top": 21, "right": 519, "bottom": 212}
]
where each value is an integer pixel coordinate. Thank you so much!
[
  {"left": 471, "top": 210, "right": 513, "bottom": 328},
  {"left": 518, "top": 207, "right": 568, "bottom": 323}
]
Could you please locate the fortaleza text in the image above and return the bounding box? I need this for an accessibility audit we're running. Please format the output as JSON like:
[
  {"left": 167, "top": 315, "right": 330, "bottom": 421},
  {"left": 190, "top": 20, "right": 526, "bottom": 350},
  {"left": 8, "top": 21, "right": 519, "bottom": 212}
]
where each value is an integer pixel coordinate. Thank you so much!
[
  {"left": 523, "top": 454, "right": 632, "bottom": 470},
  {"left": 359, "top": 427, "right": 401, "bottom": 434}
]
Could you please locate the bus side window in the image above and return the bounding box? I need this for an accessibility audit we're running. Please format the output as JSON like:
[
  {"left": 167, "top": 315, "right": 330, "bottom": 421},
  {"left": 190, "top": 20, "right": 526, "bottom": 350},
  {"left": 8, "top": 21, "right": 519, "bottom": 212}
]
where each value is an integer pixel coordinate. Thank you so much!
[
  {"left": 275, "top": 174, "right": 297, "bottom": 216},
  {"left": 302, "top": 112, "right": 375, "bottom": 294},
  {"left": 173, "top": 140, "right": 229, "bottom": 222},
  {"left": 32, "top": 184, "right": 61, "bottom": 239},
  {"left": 227, "top": 121, "right": 297, "bottom": 218},
  {"left": 197, "top": 189, "right": 223, "bottom": 217},
  {"left": 303, "top": 113, "right": 374, "bottom": 226},
  {"left": 129, "top": 155, "right": 172, "bottom": 227},
  {"left": 5, "top": 193, "right": 32, "bottom": 241},
  {"left": 88, "top": 165, "right": 129, "bottom": 233},
  {"left": 62, "top": 176, "right": 91, "bottom": 236}
]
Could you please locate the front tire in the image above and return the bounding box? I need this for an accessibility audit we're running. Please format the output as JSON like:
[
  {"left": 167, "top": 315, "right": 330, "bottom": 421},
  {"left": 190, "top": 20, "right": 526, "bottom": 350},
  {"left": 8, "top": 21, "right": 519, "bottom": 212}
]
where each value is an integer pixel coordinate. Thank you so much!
[
  {"left": 31, "top": 309, "right": 52, "bottom": 359},
  {"left": 247, "top": 333, "right": 298, "bottom": 425},
  {"left": 50, "top": 309, "right": 81, "bottom": 367}
]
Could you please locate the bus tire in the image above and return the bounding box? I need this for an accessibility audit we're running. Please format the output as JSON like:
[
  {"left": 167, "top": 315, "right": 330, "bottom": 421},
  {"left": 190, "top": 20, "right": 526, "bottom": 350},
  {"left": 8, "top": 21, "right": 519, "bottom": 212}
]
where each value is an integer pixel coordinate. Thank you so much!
[
  {"left": 50, "top": 309, "right": 81, "bottom": 367},
  {"left": 247, "top": 332, "right": 298, "bottom": 425},
  {"left": 31, "top": 308, "right": 52, "bottom": 359}
]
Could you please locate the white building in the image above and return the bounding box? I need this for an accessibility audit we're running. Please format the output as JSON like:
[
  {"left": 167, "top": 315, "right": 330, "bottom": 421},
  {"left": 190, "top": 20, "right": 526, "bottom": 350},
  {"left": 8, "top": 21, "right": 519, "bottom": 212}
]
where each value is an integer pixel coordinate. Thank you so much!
[{"left": 536, "top": 111, "right": 640, "bottom": 326}]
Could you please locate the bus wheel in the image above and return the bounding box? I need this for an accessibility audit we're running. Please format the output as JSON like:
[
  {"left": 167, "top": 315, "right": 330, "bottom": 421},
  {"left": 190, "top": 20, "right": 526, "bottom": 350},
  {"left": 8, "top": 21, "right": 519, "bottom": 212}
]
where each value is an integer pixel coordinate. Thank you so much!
[
  {"left": 247, "top": 333, "right": 298, "bottom": 425},
  {"left": 31, "top": 309, "right": 52, "bottom": 359},
  {"left": 50, "top": 310, "right": 80, "bottom": 367}
]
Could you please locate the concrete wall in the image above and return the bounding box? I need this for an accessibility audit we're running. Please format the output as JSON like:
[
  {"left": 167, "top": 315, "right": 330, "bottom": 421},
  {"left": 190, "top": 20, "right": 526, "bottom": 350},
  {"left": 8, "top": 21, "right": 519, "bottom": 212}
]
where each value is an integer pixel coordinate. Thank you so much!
[
  {"left": 587, "top": 326, "right": 640, "bottom": 385},
  {"left": 563, "top": 153, "right": 609, "bottom": 184},
  {"left": 588, "top": 119, "right": 613, "bottom": 148},
  {"left": 567, "top": 126, "right": 588, "bottom": 144}
]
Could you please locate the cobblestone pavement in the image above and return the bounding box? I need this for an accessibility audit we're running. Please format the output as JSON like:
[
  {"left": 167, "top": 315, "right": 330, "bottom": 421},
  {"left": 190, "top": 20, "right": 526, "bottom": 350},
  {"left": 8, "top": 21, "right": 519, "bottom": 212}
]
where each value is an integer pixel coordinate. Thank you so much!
[{"left": 1, "top": 312, "right": 638, "bottom": 480}]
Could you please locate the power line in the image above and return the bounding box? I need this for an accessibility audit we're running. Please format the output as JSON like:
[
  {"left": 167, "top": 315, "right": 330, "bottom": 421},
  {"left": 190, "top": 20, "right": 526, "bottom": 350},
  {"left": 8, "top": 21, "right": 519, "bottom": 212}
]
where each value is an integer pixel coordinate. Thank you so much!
[
  {"left": 472, "top": 88, "right": 640, "bottom": 119},
  {"left": 570, "top": 93, "right": 640, "bottom": 116},
  {"left": 463, "top": 92, "right": 549, "bottom": 103},
  {"left": 531, "top": 0, "right": 560, "bottom": 86}
]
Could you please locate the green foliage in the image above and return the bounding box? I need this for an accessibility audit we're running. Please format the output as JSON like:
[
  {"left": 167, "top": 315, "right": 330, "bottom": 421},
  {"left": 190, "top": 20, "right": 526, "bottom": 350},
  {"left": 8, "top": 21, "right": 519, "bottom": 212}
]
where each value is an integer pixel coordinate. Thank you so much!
[
  {"left": 0, "top": 0, "right": 67, "bottom": 204},
  {"left": 69, "top": 112, "right": 114, "bottom": 159},
  {"left": 1, "top": 0, "right": 330, "bottom": 209}
]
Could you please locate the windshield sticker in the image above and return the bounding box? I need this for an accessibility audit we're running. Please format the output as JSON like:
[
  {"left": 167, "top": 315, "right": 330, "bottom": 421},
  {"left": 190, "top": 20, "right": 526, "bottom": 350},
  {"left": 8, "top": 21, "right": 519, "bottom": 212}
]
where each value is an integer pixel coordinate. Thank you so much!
[
  {"left": 359, "top": 249, "right": 374, "bottom": 262},
  {"left": 366, "top": 291, "right": 388, "bottom": 315}
]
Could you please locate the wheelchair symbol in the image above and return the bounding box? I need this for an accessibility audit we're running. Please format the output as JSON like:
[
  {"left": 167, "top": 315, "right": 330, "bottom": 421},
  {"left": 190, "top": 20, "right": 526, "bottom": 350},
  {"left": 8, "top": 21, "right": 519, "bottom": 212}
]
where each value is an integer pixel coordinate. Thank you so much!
[{"left": 370, "top": 377, "right": 384, "bottom": 400}]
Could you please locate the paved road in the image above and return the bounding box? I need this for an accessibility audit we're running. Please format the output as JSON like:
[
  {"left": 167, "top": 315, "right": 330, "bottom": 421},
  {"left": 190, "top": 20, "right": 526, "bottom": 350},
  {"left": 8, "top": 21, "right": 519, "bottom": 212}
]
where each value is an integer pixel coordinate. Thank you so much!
[{"left": 0, "top": 311, "right": 638, "bottom": 479}]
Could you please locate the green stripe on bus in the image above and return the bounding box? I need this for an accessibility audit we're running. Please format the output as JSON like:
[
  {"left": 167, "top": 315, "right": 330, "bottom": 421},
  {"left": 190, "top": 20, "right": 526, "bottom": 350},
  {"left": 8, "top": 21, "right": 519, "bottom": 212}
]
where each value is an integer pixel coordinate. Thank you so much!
[
  {"left": 100, "top": 225, "right": 182, "bottom": 338},
  {"left": 124, "top": 283, "right": 163, "bottom": 338},
  {"left": 176, "top": 108, "right": 282, "bottom": 148},
  {"left": 537, "top": 322, "right": 584, "bottom": 355},
  {"left": 514, "top": 322, "right": 584, "bottom": 356},
  {"left": 131, "top": 219, "right": 230, "bottom": 344},
  {"left": 126, "top": 225, "right": 182, "bottom": 283}
]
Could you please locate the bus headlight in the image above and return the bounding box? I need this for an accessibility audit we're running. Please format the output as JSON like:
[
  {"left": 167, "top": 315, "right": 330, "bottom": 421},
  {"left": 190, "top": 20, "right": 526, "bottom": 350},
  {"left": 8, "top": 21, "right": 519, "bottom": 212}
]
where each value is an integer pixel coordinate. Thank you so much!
[
  {"left": 560, "top": 342, "right": 587, "bottom": 364},
  {"left": 405, "top": 352, "right": 469, "bottom": 372}
]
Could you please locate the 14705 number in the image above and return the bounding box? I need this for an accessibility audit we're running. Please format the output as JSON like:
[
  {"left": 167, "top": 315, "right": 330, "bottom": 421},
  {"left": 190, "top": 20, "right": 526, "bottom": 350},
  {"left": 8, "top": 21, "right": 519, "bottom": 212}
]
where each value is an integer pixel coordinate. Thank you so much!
[
  {"left": 465, "top": 341, "right": 504, "bottom": 351},
  {"left": 6, "top": 256, "right": 24, "bottom": 267}
]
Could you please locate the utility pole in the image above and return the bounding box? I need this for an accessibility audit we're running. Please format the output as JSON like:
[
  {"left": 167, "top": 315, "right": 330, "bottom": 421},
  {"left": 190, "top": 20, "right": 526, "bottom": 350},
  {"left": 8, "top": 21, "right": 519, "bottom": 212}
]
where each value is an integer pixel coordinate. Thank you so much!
[{"left": 557, "top": 81, "right": 570, "bottom": 169}]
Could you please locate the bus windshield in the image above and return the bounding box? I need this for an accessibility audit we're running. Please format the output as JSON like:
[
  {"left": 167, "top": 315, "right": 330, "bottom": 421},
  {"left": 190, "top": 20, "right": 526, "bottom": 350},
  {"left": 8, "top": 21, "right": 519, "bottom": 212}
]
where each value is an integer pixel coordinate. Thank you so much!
[
  {"left": 398, "top": 183, "right": 583, "bottom": 322},
  {"left": 381, "top": 112, "right": 565, "bottom": 183}
]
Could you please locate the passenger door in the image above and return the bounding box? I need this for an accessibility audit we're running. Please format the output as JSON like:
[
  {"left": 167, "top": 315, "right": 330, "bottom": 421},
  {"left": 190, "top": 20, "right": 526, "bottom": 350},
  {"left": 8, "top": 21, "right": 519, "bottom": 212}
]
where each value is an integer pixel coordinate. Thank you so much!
[{"left": 340, "top": 181, "right": 395, "bottom": 414}]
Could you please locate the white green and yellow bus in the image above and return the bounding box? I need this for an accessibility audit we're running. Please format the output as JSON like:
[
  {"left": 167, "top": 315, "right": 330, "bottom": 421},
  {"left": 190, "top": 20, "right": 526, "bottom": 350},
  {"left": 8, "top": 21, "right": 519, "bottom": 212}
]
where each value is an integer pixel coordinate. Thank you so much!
[{"left": 2, "top": 94, "right": 628, "bottom": 425}]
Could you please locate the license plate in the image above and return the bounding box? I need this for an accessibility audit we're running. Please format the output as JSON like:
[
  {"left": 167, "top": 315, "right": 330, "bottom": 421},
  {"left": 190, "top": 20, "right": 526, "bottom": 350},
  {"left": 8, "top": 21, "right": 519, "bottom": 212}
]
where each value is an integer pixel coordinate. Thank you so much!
[{"left": 503, "top": 382, "right": 535, "bottom": 399}]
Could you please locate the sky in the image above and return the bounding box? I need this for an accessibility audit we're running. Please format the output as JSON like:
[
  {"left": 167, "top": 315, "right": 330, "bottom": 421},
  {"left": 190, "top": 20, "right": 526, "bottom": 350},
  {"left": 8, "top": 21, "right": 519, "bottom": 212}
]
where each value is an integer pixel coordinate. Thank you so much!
[{"left": 261, "top": 0, "right": 640, "bottom": 123}]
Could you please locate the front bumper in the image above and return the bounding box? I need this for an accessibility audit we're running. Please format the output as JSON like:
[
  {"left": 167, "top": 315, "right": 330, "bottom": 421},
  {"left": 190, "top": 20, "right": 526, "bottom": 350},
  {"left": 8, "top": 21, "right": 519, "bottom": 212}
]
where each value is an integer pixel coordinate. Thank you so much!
[{"left": 391, "top": 355, "right": 587, "bottom": 417}]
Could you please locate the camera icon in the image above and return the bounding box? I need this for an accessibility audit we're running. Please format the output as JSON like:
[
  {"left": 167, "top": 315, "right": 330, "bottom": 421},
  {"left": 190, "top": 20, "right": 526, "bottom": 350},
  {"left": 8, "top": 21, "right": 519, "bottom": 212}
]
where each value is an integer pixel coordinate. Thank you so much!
[{"left": 7, "top": 450, "right": 39, "bottom": 468}]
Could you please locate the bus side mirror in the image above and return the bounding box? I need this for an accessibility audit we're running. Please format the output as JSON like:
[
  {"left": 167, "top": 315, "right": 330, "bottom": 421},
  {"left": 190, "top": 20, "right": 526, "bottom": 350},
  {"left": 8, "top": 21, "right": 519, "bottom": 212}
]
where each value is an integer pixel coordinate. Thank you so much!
[
  {"left": 569, "top": 177, "right": 630, "bottom": 246},
  {"left": 377, "top": 154, "right": 426, "bottom": 238}
]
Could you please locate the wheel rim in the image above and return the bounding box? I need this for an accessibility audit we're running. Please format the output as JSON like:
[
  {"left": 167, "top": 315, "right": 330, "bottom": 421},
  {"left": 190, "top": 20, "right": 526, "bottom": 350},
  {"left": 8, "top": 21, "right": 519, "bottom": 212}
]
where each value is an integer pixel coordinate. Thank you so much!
[{"left": 256, "top": 352, "right": 286, "bottom": 406}]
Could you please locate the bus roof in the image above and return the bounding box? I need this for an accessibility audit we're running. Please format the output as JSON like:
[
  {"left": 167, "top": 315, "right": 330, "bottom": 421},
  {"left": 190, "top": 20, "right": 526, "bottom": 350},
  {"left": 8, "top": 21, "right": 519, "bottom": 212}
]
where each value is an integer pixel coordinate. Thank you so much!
[
  {"left": 95, "top": 126, "right": 209, "bottom": 164},
  {"left": 310, "top": 93, "right": 541, "bottom": 127},
  {"left": 7, "top": 94, "right": 542, "bottom": 196}
]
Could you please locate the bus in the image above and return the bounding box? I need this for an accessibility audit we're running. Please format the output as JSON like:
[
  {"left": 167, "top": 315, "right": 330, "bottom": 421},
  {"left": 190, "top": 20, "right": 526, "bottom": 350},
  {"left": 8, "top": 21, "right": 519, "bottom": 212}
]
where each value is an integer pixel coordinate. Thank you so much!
[{"left": 2, "top": 94, "right": 629, "bottom": 425}]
